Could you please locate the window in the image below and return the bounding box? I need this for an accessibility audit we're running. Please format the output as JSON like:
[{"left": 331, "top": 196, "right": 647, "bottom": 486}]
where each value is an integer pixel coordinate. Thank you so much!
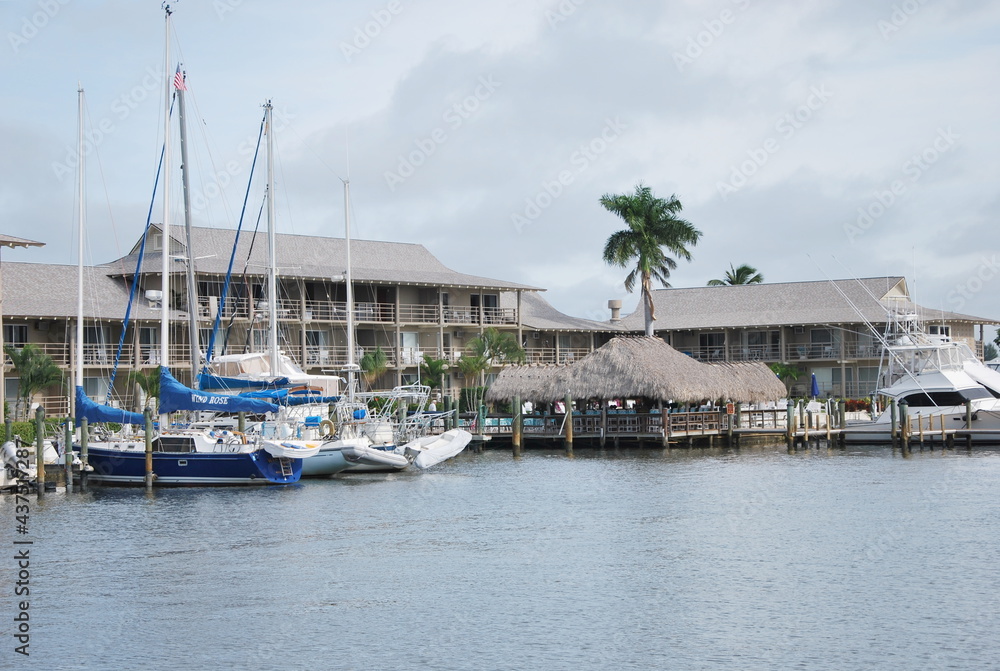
[
  {"left": 305, "top": 330, "right": 331, "bottom": 365},
  {"left": 927, "top": 324, "right": 951, "bottom": 338},
  {"left": 741, "top": 330, "right": 779, "bottom": 359},
  {"left": 139, "top": 327, "right": 160, "bottom": 364},
  {"left": 699, "top": 333, "right": 725, "bottom": 361},
  {"left": 82, "top": 377, "right": 109, "bottom": 400},
  {"left": 83, "top": 326, "right": 109, "bottom": 364},
  {"left": 3, "top": 324, "right": 28, "bottom": 348},
  {"left": 400, "top": 332, "right": 421, "bottom": 365}
]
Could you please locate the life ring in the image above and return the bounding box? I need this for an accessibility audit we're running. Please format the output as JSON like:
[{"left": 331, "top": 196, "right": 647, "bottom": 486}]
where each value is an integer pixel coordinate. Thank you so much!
[{"left": 319, "top": 419, "right": 336, "bottom": 436}]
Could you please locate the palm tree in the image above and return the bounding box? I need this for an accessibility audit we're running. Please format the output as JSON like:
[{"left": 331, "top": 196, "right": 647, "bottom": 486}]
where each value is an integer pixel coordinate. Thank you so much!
[
  {"left": 4, "top": 343, "right": 63, "bottom": 420},
  {"left": 601, "top": 183, "right": 701, "bottom": 336},
  {"left": 707, "top": 263, "right": 764, "bottom": 286},
  {"left": 458, "top": 328, "right": 526, "bottom": 421},
  {"left": 419, "top": 357, "right": 449, "bottom": 393},
  {"left": 769, "top": 362, "right": 801, "bottom": 395},
  {"left": 127, "top": 367, "right": 160, "bottom": 412},
  {"left": 359, "top": 346, "right": 388, "bottom": 390}
]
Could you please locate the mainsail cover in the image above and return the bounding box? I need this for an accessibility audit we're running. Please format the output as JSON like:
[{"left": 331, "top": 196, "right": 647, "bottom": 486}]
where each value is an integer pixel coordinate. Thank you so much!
[
  {"left": 75, "top": 386, "right": 146, "bottom": 426},
  {"left": 159, "top": 367, "right": 279, "bottom": 415}
]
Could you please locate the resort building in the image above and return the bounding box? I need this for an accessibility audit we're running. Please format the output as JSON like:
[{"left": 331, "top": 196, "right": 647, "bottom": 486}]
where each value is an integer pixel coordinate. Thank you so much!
[
  {"left": 617, "top": 278, "right": 1000, "bottom": 398},
  {"left": 0, "top": 226, "right": 996, "bottom": 415}
]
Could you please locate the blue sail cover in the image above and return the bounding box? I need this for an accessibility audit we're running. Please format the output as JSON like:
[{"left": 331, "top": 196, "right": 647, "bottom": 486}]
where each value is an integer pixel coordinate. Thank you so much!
[
  {"left": 159, "top": 367, "right": 279, "bottom": 415},
  {"left": 75, "top": 386, "right": 146, "bottom": 427},
  {"left": 239, "top": 388, "right": 340, "bottom": 406},
  {"left": 197, "top": 373, "right": 291, "bottom": 391}
]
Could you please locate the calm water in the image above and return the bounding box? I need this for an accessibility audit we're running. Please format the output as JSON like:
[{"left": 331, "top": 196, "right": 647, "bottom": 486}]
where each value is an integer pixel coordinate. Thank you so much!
[{"left": 2, "top": 443, "right": 999, "bottom": 670}]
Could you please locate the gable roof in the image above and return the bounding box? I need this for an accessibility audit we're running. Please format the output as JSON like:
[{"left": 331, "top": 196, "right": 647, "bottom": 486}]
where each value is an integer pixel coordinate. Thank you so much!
[
  {"left": 501, "top": 291, "right": 625, "bottom": 332},
  {"left": 617, "top": 277, "right": 999, "bottom": 330},
  {"left": 112, "top": 225, "right": 541, "bottom": 292},
  {"left": 1, "top": 262, "right": 165, "bottom": 321}
]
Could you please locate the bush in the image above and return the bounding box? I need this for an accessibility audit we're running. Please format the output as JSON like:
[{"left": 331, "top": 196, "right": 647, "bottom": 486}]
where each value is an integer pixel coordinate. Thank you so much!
[{"left": 1, "top": 418, "right": 65, "bottom": 446}]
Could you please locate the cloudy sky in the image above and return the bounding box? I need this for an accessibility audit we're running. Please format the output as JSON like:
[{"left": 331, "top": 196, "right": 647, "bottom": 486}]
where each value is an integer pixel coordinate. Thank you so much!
[{"left": 2, "top": 0, "right": 999, "bottom": 326}]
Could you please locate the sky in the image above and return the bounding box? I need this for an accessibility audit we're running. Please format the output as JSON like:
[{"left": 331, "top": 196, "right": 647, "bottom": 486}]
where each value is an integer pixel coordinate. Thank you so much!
[{"left": 2, "top": 0, "right": 999, "bottom": 326}]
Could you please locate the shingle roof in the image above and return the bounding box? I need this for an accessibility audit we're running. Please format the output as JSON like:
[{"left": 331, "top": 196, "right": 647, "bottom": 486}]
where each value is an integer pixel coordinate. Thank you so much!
[
  {"left": 2, "top": 262, "right": 173, "bottom": 321},
  {"left": 108, "top": 225, "right": 541, "bottom": 291},
  {"left": 501, "top": 291, "right": 625, "bottom": 332},
  {"left": 0, "top": 233, "right": 45, "bottom": 248},
  {"left": 617, "top": 277, "right": 1000, "bottom": 330}
]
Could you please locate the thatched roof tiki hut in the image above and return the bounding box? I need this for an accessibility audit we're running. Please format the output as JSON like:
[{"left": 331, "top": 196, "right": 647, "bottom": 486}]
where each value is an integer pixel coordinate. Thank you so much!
[{"left": 486, "top": 336, "right": 786, "bottom": 445}]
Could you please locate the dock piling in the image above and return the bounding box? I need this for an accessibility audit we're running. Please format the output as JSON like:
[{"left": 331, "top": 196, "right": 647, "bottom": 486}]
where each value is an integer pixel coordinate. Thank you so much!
[
  {"left": 34, "top": 407, "right": 45, "bottom": 496},
  {"left": 512, "top": 394, "right": 522, "bottom": 458},
  {"left": 80, "top": 417, "right": 89, "bottom": 491},
  {"left": 144, "top": 408, "right": 154, "bottom": 491},
  {"left": 64, "top": 419, "right": 73, "bottom": 493},
  {"left": 564, "top": 393, "right": 574, "bottom": 456}
]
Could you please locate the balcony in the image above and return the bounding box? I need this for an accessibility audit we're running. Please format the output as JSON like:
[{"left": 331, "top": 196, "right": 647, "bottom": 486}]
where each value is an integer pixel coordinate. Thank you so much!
[{"left": 196, "top": 296, "right": 519, "bottom": 326}]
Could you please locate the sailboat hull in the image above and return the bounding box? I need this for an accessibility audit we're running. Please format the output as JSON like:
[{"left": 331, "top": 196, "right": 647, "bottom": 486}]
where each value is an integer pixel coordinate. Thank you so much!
[{"left": 85, "top": 446, "right": 300, "bottom": 485}]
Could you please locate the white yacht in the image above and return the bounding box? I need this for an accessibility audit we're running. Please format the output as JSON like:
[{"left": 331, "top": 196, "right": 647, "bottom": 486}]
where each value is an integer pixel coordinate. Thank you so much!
[{"left": 843, "top": 314, "right": 1000, "bottom": 443}]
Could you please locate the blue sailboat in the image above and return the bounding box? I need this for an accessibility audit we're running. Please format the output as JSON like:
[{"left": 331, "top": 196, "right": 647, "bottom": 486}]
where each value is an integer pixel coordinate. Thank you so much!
[
  {"left": 83, "top": 368, "right": 304, "bottom": 486},
  {"left": 78, "top": 7, "right": 308, "bottom": 486}
]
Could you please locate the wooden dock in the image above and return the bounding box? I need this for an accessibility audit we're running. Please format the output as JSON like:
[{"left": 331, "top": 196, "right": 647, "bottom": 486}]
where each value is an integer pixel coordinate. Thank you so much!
[{"left": 462, "top": 407, "right": 997, "bottom": 450}]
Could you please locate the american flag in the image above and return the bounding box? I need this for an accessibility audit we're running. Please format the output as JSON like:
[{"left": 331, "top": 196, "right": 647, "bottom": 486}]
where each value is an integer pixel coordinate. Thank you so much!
[{"left": 173, "top": 65, "right": 186, "bottom": 91}]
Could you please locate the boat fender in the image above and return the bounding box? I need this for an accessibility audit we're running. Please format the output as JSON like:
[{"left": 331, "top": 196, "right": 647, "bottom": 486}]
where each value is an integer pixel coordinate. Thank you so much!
[{"left": 319, "top": 419, "right": 336, "bottom": 436}]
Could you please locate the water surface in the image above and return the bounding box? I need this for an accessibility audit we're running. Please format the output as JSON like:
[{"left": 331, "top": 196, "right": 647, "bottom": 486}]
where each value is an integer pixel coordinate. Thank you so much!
[{"left": 3, "top": 443, "right": 999, "bottom": 670}]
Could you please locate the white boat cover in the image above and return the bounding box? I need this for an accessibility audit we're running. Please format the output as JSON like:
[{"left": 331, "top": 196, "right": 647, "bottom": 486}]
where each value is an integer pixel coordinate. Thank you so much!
[
  {"left": 406, "top": 429, "right": 472, "bottom": 469},
  {"left": 262, "top": 440, "right": 322, "bottom": 459}
]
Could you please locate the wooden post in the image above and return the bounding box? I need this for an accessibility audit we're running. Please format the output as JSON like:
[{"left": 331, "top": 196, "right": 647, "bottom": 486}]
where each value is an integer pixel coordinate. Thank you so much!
[
  {"left": 512, "top": 394, "right": 521, "bottom": 458},
  {"left": 899, "top": 401, "right": 909, "bottom": 450},
  {"left": 965, "top": 400, "right": 973, "bottom": 449},
  {"left": 600, "top": 402, "right": 607, "bottom": 448},
  {"left": 838, "top": 399, "right": 846, "bottom": 447},
  {"left": 726, "top": 403, "right": 734, "bottom": 446},
  {"left": 918, "top": 414, "right": 925, "bottom": 444},
  {"left": 563, "top": 393, "right": 573, "bottom": 456},
  {"left": 785, "top": 402, "right": 794, "bottom": 446},
  {"left": 238, "top": 411, "right": 246, "bottom": 434},
  {"left": 940, "top": 413, "right": 946, "bottom": 442},
  {"left": 64, "top": 419, "right": 73, "bottom": 493},
  {"left": 443, "top": 396, "right": 452, "bottom": 431},
  {"left": 80, "top": 417, "right": 89, "bottom": 491},
  {"left": 3, "top": 416, "right": 9, "bottom": 445},
  {"left": 890, "top": 399, "right": 898, "bottom": 445},
  {"left": 34, "top": 406, "right": 45, "bottom": 496},
  {"left": 144, "top": 408, "right": 154, "bottom": 491}
]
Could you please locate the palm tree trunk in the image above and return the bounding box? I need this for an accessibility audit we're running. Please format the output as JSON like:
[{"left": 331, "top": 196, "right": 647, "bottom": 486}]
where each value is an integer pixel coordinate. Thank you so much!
[{"left": 642, "top": 273, "right": 656, "bottom": 337}]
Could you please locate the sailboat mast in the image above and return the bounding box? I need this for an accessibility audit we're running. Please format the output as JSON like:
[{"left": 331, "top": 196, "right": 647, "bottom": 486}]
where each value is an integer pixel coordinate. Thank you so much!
[
  {"left": 344, "top": 178, "right": 355, "bottom": 371},
  {"left": 176, "top": 68, "right": 199, "bottom": 385},
  {"left": 75, "top": 86, "right": 85, "bottom": 403},
  {"left": 264, "top": 101, "right": 279, "bottom": 374},
  {"left": 159, "top": 5, "right": 172, "bottom": 428}
]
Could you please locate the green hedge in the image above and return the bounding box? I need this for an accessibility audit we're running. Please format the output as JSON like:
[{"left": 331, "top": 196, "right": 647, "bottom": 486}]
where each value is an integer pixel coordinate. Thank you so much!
[{"left": 1, "top": 419, "right": 66, "bottom": 446}]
